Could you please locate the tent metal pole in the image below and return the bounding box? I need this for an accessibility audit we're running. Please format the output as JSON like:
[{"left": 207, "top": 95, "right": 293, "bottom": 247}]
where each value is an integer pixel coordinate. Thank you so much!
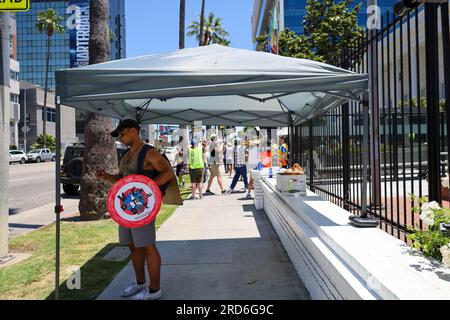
[
  {"left": 349, "top": 99, "right": 378, "bottom": 227},
  {"left": 55, "top": 95, "right": 62, "bottom": 299},
  {"left": 136, "top": 108, "right": 141, "bottom": 125},
  {"left": 288, "top": 111, "right": 294, "bottom": 166},
  {"left": 361, "top": 102, "right": 369, "bottom": 217}
]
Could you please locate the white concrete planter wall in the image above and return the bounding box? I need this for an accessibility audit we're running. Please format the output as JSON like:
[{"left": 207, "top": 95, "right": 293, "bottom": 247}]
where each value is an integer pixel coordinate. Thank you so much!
[{"left": 254, "top": 175, "right": 450, "bottom": 300}]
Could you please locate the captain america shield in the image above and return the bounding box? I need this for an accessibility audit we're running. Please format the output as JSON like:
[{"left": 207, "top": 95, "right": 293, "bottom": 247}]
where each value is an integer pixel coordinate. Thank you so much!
[{"left": 107, "top": 174, "right": 162, "bottom": 228}]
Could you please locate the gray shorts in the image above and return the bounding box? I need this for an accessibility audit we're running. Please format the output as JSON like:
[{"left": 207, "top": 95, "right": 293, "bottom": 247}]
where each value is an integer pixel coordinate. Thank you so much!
[{"left": 118, "top": 219, "right": 156, "bottom": 248}]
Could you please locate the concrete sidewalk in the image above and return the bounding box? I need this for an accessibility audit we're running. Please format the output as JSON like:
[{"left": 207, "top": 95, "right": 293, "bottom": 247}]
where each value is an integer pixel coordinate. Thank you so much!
[
  {"left": 97, "top": 176, "right": 310, "bottom": 300},
  {"left": 9, "top": 197, "right": 79, "bottom": 239}
]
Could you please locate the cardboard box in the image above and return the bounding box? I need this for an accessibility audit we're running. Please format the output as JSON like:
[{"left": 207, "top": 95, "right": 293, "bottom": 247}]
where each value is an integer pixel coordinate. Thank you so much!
[{"left": 276, "top": 173, "right": 306, "bottom": 195}]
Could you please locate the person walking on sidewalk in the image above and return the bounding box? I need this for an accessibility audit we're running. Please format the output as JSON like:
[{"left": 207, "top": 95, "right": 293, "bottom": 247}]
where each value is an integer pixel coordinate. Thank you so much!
[
  {"left": 223, "top": 143, "right": 227, "bottom": 173},
  {"left": 225, "top": 142, "right": 234, "bottom": 176},
  {"left": 188, "top": 139, "right": 204, "bottom": 199},
  {"left": 205, "top": 134, "right": 225, "bottom": 195},
  {"left": 97, "top": 119, "right": 173, "bottom": 300},
  {"left": 244, "top": 138, "right": 259, "bottom": 200},
  {"left": 174, "top": 136, "right": 185, "bottom": 188},
  {"left": 201, "top": 140, "right": 209, "bottom": 184},
  {"left": 225, "top": 138, "right": 248, "bottom": 194}
]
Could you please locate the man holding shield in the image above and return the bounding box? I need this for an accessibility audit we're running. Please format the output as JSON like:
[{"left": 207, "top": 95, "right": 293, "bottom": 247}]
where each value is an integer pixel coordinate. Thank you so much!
[{"left": 97, "top": 119, "right": 173, "bottom": 300}]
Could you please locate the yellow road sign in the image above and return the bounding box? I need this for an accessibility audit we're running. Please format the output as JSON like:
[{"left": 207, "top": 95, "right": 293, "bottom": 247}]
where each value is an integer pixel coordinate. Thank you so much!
[{"left": 0, "top": 0, "right": 30, "bottom": 12}]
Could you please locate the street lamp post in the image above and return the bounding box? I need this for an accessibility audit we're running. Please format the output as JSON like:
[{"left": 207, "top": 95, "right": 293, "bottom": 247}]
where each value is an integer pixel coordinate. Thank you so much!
[{"left": 0, "top": 12, "right": 11, "bottom": 262}]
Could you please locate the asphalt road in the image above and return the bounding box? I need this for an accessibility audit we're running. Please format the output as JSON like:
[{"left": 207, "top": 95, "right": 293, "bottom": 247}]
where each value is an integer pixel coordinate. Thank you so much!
[{"left": 8, "top": 161, "right": 63, "bottom": 215}]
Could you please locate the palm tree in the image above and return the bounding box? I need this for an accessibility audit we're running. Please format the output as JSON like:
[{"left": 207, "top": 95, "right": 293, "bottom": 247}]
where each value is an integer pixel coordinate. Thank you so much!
[
  {"left": 187, "top": 12, "right": 230, "bottom": 46},
  {"left": 79, "top": 0, "right": 118, "bottom": 220},
  {"left": 36, "top": 9, "right": 64, "bottom": 148}
]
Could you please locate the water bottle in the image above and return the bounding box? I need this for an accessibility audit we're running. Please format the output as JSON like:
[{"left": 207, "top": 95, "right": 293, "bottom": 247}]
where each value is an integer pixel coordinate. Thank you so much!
[
  {"left": 269, "top": 167, "right": 273, "bottom": 178},
  {"left": 258, "top": 162, "right": 263, "bottom": 171}
]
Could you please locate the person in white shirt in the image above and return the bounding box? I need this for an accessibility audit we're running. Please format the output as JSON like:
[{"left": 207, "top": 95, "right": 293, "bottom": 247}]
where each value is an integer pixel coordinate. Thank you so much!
[
  {"left": 225, "top": 138, "right": 248, "bottom": 194},
  {"left": 174, "top": 136, "right": 185, "bottom": 187},
  {"left": 205, "top": 134, "right": 225, "bottom": 195},
  {"left": 225, "top": 143, "right": 234, "bottom": 176}
]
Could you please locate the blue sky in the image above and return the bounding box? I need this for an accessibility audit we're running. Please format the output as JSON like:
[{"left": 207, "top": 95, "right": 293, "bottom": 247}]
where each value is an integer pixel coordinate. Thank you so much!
[{"left": 125, "top": 0, "right": 254, "bottom": 58}]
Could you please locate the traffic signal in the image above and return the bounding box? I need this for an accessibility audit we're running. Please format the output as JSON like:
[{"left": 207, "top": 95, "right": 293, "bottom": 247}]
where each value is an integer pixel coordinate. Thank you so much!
[{"left": 26, "top": 112, "right": 30, "bottom": 124}]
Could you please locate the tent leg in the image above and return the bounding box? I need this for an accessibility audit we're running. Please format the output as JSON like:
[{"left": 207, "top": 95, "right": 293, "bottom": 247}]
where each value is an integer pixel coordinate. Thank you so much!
[
  {"left": 288, "top": 112, "right": 294, "bottom": 167},
  {"left": 349, "top": 102, "right": 378, "bottom": 228},
  {"left": 55, "top": 96, "right": 62, "bottom": 299},
  {"left": 288, "top": 124, "right": 293, "bottom": 166}
]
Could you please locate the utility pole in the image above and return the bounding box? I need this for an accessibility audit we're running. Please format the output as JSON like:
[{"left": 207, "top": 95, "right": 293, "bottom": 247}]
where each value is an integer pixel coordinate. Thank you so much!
[
  {"left": 349, "top": 1, "right": 379, "bottom": 227},
  {"left": 0, "top": 12, "right": 11, "bottom": 261},
  {"left": 368, "top": 0, "right": 382, "bottom": 211},
  {"left": 179, "top": 0, "right": 185, "bottom": 49},
  {"left": 425, "top": 2, "right": 441, "bottom": 203},
  {"left": 24, "top": 89, "right": 27, "bottom": 152}
]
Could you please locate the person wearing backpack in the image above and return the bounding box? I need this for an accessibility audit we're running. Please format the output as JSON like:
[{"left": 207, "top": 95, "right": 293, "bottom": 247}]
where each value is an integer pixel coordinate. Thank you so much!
[
  {"left": 96, "top": 119, "right": 174, "bottom": 300},
  {"left": 205, "top": 134, "right": 225, "bottom": 195}
]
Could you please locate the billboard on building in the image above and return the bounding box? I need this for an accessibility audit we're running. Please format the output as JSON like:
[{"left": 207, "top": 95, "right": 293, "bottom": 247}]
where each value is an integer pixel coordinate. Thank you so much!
[{"left": 67, "top": 0, "right": 90, "bottom": 68}]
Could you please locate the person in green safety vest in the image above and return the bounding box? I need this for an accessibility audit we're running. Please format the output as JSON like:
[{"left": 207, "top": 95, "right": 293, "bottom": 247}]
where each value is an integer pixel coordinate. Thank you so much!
[{"left": 188, "top": 138, "right": 204, "bottom": 199}]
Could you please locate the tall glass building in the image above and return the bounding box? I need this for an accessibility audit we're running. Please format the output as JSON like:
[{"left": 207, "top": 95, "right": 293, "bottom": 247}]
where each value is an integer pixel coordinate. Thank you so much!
[
  {"left": 16, "top": 0, "right": 126, "bottom": 141},
  {"left": 16, "top": 0, "right": 126, "bottom": 91},
  {"left": 252, "top": 0, "right": 395, "bottom": 50}
]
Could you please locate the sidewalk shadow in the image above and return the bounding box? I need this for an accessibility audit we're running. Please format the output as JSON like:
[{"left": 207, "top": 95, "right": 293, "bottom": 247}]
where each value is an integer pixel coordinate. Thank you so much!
[
  {"left": 45, "top": 243, "right": 131, "bottom": 300},
  {"left": 61, "top": 193, "right": 80, "bottom": 200},
  {"left": 9, "top": 208, "right": 19, "bottom": 216},
  {"left": 45, "top": 203, "right": 310, "bottom": 300},
  {"left": 96, "top": 205, "right": 310, "bottom": 300},
  {"left": 9, "top": 223, "right": 45, "bottom": 230}
]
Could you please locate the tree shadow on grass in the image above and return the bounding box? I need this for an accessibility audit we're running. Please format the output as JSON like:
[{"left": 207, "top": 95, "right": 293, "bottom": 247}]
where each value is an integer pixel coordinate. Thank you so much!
[{"left": 45, "top": 243, "right": 131, "bottom": 300}]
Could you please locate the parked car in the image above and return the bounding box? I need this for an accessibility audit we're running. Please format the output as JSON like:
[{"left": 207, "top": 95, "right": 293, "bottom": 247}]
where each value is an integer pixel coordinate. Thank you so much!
[
  {"left": 9, "top": 150, "right": 27, "bottom": 164},
  {"left": 27, "top": 148, "right": 55, "bottom": 163},
  {"left": 61, "top": 142, "right": 127, "bottom": 196}
]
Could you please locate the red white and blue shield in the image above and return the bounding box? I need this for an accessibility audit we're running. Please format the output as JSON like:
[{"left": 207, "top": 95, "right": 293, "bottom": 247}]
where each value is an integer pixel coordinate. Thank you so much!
[{"left": 107, "top": 174, "right": 162, "bottom": 228}]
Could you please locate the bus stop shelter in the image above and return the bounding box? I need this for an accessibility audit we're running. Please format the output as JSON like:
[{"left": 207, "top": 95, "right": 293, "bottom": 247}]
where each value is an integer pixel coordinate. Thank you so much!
[{"left": 54, "top": 44, "right": 368, "bottom": 298}]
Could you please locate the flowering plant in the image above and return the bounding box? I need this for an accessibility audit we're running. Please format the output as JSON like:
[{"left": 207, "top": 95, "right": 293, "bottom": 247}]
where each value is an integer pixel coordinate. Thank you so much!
[{"left": 407, "top": 195, "right": 450, "bottom": 267}]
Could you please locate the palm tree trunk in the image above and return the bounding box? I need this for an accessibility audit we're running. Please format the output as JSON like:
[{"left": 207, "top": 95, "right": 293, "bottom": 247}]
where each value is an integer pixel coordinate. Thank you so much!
[
  {"left": 79, "top": 0, "right": 117, "bottom": 220},
  {"left": 42, "top": 34, "right": 51, "bottom": 148},
  {"left": 199, "top": 0, "right": 206, "bottom": 46},
  {"left": 179, "top": 0, "right": 185, "bottom": 49}
]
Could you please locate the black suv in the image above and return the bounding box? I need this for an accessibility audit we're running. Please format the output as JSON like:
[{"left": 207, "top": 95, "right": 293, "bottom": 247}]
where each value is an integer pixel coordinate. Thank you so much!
[{"left": 61, "top": 143, "right": 127, "bottom": 196}]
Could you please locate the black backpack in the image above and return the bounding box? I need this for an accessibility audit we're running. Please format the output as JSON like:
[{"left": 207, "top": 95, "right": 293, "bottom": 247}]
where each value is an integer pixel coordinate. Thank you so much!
[{"left": 124, "top": 144, "right": 171, "bottom": 195}]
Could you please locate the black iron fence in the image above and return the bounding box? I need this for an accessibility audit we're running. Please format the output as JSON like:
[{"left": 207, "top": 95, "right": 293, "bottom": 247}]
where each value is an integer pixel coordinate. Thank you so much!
[{"left": 293, "top": 3, "right": 450, "bottom": 241}]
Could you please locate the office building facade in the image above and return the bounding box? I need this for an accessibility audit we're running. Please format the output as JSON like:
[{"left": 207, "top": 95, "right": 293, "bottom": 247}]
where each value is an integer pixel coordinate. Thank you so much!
[
  {"left": 7, "top": 13, "right": 21, "bottom": 148},
  {"left": 16, "top": 0, "right": 126, "bottom": 142},
  {"left": 19, "top": 81, "right": 76, "bottom": 152},
  {"left": 16, "top": 0, "right": 126, "bottom": 90},
  {"left": 252, "top": 0, "right": 394, "bottom": 51}
]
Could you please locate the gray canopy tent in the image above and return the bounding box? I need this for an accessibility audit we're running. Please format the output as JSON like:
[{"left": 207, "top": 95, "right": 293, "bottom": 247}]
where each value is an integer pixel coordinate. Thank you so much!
[{"left": 53, "top": 44, "right": 369, "bottom": 298}]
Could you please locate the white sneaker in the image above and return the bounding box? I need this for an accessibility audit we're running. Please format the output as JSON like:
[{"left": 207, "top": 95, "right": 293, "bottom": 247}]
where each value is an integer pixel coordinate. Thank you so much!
[
  {"left": 244, "top": 193, "right": 253, "bottom": 200},
  {"left": 120, "top": 281, "right": 146, "bottom": 297},
  {"left": 132, "top": 288, "right": 163, "bottom": 300}
]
